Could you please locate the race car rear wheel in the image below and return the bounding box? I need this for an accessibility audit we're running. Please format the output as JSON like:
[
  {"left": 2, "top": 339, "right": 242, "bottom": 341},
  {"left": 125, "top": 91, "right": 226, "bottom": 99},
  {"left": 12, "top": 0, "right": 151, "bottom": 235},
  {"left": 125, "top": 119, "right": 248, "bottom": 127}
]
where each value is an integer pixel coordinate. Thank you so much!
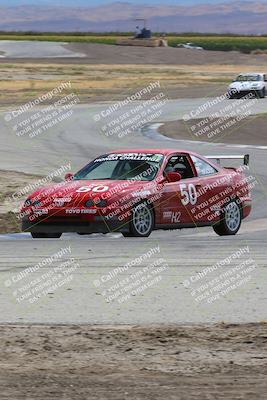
[
  {"left": 31, "top": 232, "right": 62, "bottom": 239},
  {"left": 213, "top": 200, "right": 242, "bottom": 236},
  {"left": 123, "top": 202, "right": 154, "bottom": 238}
]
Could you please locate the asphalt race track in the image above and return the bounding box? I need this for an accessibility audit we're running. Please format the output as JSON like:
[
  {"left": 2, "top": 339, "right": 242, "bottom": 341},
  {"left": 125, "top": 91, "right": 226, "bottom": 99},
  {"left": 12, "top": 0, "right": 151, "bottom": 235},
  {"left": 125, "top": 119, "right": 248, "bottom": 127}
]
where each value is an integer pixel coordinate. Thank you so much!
[
  {"left": 0, "top": 98, "right": 266, "bottom": 324},
  {"left": 0, "top": 40, "right": 86, "bottom": 58}
]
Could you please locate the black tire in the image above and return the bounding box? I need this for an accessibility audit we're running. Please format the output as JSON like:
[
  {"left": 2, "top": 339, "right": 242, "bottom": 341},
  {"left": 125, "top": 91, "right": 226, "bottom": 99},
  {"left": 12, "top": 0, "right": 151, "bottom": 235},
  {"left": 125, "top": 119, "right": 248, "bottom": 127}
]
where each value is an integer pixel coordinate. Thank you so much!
[
  {"left": 258, "top": 88, "right": 266, "bottom": 98},
  {"left": 122, "top": 232, "right": 134, "bottom": 237},
  {"left": 228, "top": 92, "right": 235, "bottom": 99},
  {"left": 123, "top": 202, "right": 154, "bottom": 238},
  {"left": 31, "top": 232, "right": 62, "bottom": 239},
  {"left": 213, "top": 200, "right": 242, "bottom": 236}
]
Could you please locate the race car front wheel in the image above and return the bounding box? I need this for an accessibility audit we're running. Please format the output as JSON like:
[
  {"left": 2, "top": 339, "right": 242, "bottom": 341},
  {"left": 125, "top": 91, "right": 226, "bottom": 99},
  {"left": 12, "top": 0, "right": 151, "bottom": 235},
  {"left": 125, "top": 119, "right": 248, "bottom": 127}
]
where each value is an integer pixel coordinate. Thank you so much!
[
  {"left": 228, "top": 91, "right": 236, "bottom": 99},
  {"left": 31, "top": 232, "right": 62, "bottom": 239},
  {"left": 213, "top": 200, "right": 242, "bottom": 236},
  {"left": 123, "top": 202, "right": 154, "bottom": 238},
  {"left": 258, "top": 88, "right": 266, "bottom": 98}
]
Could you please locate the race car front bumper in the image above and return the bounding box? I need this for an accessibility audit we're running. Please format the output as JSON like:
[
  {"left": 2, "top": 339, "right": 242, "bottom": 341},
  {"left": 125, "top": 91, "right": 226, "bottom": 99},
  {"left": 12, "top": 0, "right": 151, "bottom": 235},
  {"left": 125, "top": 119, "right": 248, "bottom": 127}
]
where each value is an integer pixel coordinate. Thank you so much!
[
  {"left": 22, "top": 217, "right": 129, "bottom": 234},
  {"left": 229, "top": 89, "right": 261, "bottom": 97}
]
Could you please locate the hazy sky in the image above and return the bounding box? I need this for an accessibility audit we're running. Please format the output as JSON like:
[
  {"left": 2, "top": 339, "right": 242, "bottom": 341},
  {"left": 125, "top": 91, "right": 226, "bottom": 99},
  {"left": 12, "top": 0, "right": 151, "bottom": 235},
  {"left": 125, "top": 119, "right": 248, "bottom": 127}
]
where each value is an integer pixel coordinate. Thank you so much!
[{"left": 0, "top": 0, "right": 236, "bottom": 6}]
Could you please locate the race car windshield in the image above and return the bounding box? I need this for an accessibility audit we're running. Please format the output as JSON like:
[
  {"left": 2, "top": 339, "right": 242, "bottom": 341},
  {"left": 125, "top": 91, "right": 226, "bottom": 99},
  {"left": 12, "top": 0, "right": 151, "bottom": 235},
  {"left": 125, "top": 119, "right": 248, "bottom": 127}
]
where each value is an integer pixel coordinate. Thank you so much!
[
  {"left": 235, "top": 75, "right": 261, "bottom": 82},
  {"left": 74, "top": 153, "right": 164, "bottom": 181}
]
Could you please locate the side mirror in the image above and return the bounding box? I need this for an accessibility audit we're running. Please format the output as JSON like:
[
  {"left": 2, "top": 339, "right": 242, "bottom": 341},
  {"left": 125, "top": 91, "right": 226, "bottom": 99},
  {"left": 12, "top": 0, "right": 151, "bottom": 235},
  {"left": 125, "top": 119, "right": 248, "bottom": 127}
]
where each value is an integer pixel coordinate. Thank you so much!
[
  {"left": 65, "top": 173, "right": 74, "bottom": 181},
  {"left": 166, "top": 171, "right": 182, "bottom": 183}
]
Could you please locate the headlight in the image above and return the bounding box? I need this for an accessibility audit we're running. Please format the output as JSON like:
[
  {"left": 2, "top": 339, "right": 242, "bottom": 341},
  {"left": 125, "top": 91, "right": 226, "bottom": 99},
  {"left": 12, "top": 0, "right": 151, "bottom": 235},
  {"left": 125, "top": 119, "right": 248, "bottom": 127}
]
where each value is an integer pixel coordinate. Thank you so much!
[
  {"left": 32, "top": 200, "right": 42, "bottom": 207},
  {"left": 96, "top": 199, "right": 107, "bottom": 208},
  {"left": 86, "top": 198, "right": 108, "bottom": 208},
  {"left": 24, "top": 198, "right": 32, "bottom": 207},
  {"left": 85, "top": 199, "right": 94, "bottom": 207}
]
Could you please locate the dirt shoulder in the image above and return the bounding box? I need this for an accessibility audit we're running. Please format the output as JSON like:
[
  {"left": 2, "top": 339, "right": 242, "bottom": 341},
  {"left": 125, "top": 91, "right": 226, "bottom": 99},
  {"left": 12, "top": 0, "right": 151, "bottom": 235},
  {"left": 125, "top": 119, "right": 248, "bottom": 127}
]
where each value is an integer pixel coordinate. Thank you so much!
[
  {"left": 0, "top": 170, "right": 62, "bottom": 234},
  {"left": 0, "top": 323, "right": 266, "bottom": 399},
  {"left": 159, "top": 114, "right": 267, "bottom": 147}
]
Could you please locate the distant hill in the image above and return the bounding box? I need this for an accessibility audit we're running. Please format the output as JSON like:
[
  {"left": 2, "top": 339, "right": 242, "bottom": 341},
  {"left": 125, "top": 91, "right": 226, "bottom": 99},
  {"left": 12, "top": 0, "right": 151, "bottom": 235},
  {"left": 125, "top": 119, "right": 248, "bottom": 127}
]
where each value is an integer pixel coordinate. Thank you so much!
[{"left": 1, "top": 1, "right": 267, "bottom": 34}]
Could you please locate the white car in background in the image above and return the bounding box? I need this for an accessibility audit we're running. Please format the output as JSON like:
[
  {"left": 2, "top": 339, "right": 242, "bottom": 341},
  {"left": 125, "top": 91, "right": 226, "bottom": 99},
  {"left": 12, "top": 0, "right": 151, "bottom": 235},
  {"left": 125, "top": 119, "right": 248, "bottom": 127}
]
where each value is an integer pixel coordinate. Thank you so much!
[
  {"left": 228, "top": 73, "right": 267, "bottom": 99},
  {"left": 177, "top": 42, "right": 204, "bottom": 50}
]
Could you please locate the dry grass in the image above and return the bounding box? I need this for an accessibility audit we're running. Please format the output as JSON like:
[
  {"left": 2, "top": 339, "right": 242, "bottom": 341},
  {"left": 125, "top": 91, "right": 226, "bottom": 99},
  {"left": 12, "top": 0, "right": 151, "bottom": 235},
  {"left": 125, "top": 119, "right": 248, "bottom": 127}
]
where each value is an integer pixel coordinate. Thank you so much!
[{"left": 0, "top": 62, "right": 266, "bottom": 106}]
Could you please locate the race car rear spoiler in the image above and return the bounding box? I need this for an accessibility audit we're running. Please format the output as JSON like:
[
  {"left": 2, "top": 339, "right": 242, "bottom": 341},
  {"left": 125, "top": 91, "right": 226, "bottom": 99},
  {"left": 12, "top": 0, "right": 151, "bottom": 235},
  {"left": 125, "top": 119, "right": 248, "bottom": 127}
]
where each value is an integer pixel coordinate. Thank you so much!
[{"left": 206, "top": 154, "right": 250, "bottom": 166}]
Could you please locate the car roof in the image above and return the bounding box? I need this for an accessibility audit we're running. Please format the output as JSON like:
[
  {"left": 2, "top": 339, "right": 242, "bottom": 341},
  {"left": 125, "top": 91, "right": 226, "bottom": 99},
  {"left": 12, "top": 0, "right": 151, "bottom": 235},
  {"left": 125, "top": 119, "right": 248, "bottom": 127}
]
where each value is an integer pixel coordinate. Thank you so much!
[
  {"left": 238, "top": 72, "right": 263, "bottom": 76},
  {"left": 109, "top": 149, "right": 196, "bottom": 156}
]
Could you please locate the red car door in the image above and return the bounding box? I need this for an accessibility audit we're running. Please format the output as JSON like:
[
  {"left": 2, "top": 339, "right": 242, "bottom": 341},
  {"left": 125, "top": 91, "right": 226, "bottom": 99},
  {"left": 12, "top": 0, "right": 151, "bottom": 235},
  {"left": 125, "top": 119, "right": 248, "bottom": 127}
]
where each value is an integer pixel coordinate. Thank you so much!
[
  {"left": 159, "top": 153, "right": 232, "bottom": 227},
  {"left": 159, "top": 153, "right": 201, "bottom": 226}
]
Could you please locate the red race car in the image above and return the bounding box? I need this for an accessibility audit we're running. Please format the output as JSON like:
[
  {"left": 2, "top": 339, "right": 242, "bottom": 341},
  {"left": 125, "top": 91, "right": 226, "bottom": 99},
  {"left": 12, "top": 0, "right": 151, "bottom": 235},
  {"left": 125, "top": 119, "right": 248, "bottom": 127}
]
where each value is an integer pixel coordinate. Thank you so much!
[{"left": 21, "top": 149, "right": 252, "bottom": 238}]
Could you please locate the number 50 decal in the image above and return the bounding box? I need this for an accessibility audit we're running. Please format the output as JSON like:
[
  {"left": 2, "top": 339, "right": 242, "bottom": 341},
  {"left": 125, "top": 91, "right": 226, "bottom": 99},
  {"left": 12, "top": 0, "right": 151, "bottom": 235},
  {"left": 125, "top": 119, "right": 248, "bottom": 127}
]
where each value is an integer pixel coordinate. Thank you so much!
[
  {"left": 180, "top": 183, "right": 197, "bottom": 206},
  {"left": 76, "top": 186, "right": 109, "bottom": 193}
]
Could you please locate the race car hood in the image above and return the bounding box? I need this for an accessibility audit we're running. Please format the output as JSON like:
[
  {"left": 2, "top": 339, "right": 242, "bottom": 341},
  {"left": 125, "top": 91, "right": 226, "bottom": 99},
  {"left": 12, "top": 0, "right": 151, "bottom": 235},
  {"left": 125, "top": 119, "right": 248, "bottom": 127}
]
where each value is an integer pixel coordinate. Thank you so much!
[{"left": 23, "top": 179, "right": 156, "bottom": 209}]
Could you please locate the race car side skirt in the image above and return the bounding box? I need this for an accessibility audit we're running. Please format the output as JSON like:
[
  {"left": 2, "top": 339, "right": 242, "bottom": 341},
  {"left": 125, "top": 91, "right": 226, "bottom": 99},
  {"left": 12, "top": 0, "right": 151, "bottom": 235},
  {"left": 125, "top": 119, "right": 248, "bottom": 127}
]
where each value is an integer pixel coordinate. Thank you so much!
[{"left": 154, "top": 222, "right": 215, "bottom": 230}]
